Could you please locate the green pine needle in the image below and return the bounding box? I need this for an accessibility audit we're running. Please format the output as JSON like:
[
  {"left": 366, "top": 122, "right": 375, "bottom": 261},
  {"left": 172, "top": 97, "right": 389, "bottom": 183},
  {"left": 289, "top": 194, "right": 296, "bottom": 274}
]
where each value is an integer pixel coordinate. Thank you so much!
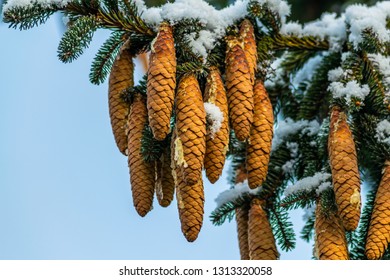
[
  {"left": 89, "top": 31, "right": 126, "bottom": 85},
  {"left": 58, "top": 15, "right": 98, "bottom": 63}
]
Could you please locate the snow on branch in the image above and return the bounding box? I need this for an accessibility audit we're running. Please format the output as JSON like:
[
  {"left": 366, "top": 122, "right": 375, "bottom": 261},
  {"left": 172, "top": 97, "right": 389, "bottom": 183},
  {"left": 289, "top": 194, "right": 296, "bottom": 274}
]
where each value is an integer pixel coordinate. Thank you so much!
[
  {"left": 214, "top": 180, "right": 259, "bottom": 209},
  {"left": 2, "top": 0, "right": 69, "bottom": 12},
  {"left": 284, "top": 172, "right": 332, "bottom": 197},
  {"left": 376, "top": 119, "right": 390, "bottom": 146}
]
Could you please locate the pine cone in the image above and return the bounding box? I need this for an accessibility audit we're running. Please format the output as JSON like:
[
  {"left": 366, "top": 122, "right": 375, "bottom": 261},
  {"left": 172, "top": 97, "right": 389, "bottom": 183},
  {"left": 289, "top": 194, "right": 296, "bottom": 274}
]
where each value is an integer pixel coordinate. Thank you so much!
[
  {"left": 127, "top": 93, "right": 155, "bottom": 217},
  {"left": 171, "top": 127, "right": 204, "bottom": 242},
  {"left": 365, "top": 160, "right": 390, "bottom": 260},
  {"left": 155, "top": 147, "right": 175, "bottom": 208},
  {"left": 174, "top": 74, "right": 206, "bottom": 185},
  {"left": 240, "top": 19, "right": 257, "bottom": 85},
  {"left": 225, "top": 36, "right": 254, "bottom": 141},
  {"left": 108, "top": 40, "right": 133, "bottom": 155},
  {"left": 204, "top": 66, "right": 230, "bottom": 184},
  {"left": 246, "top": 80, "right": 273, "bottom": 189},
  {"left": 314, "top": 199, "right": 349, "bottom": 260},
  {"left": 147, "top": 22, "right": 176, "bottom": 141},
  {"left": 248, "top": 199, "right": 279, "bottom": 260},
  {"left": 328, "top": 106, "right": 361, "bottom": 231},
  {"left": 236, "top": 205, "right": 250, "bottom": 260}
]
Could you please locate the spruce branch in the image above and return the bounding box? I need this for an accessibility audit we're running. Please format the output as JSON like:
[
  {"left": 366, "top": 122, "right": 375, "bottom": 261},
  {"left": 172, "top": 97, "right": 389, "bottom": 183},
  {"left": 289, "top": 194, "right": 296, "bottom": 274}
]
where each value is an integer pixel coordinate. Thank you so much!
[
  {"left": 300, "top": 212, "right": 315, "bottom": 242},
  {"left": 89, "top": 31, "right": 127, "bottom": 85},
  {"left": 280, "top": 190, "right": 317, "bottom": 211},
  {"left": 3, "top": 4, "right": 59, "bottom": 30},
  {"left": 58, "top": 15, "right": 98, "bottom": 63},
  {"left": 268, "top": 202, "right": 296, "bottom": 252},
  {"left": 271, "top": 34, "right": 329, "bottom": 51}
]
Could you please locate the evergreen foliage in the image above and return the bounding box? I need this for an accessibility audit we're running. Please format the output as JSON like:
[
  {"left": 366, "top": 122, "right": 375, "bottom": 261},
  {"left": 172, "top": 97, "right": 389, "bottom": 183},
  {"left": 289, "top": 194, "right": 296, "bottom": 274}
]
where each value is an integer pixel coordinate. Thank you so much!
[{"left": 3, "top": 0, "right": 390, "bottom": 259}]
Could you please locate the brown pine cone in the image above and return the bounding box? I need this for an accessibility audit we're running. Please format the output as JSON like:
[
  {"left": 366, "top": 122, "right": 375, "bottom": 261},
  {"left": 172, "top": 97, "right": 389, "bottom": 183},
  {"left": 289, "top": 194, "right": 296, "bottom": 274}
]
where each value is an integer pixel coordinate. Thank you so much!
[
  {"left": 171, "top": 127, "right": 204, "bottom": 242},
  {"left": 174, "top": 74, "right": 206, "bottom": 185},
  {"left": 108, "top": 40, "right": 133, "bottom": 155},
  {"left": 127, "top": 93, "right": 155, "bottom": 217},
  {"left": 236, "top": 205, "right": 250, "bottom": 260},
  {"left": 225, "top": 36, "right": 254, "bottom": 141},
  {"left": 246, "top": 80, "right": 273, "bottom": 189},
  {"left": 328, "top": 106, "right": 361, "bottom": 231},
  {"left": 155, "top": 146, "right": 175, "bottom": 208},
  {"left": 204, "top": 66, "right": 230, "bottom": 184},
  {"left": 147, "top": 22, "right": 176, "bottom": 141},
  {"left": 314, "top": 199, "right": 349, "bottom": 260},
  {"left": 240, "top": 19, "right": 257, "bottom": 85},
  {"left": 248, "top": 199, "right": 279, "bottom": 260},
  {"left": 365, "top": 160, "right": 390, "bottom": 260}
]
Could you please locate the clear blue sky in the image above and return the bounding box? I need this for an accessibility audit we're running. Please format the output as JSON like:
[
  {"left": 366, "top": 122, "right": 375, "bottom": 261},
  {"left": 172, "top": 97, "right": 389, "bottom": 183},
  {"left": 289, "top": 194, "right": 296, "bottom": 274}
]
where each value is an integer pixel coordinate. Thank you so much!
[{"left": 0, "top": 15, "right": 312, "bottom": 260}]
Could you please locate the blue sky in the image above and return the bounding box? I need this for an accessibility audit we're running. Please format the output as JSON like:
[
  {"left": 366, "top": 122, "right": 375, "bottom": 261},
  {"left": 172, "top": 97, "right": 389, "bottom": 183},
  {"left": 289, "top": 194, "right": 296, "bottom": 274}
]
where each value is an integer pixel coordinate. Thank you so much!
[{"left": 0, "top": 15, "right": 312, "bottom": 260}]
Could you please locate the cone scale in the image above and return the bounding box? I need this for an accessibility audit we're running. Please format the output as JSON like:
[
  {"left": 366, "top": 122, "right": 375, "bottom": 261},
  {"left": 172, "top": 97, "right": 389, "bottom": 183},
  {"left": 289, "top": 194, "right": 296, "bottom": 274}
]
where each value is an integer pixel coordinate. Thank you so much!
[
  {"left": 175, "top": 74, "right": 206, "bottom": 186},
  {"left": 204, "top": 66, "right": 230, "bottom": 184},
  {"left": 127, "top": 93, "right": 155, "bottom": 217},
  {"left": 240, "top": 19, "right": 257, "bottom": 85},
  {"left": 171, "top": 127, "right": 204, "bottom": 242},
  {"left": 246, "top": 80, "right": 273, "bottom": 189},
  {"left": 225, "top": 36, "right": 254, "bottom": 141},
  {"left": 108, "top": 40, "right": 133, "bottom": 155},
  {"left": 314, "top": 199, "right": 349, "bottom": 260},
  {"left": 147, "top": 22, "right": 176, "bottom": 141},
  {"left": 248, "top": 198, "right": 279, "bottom": 260},
  {"left": 365, "top": 160, "right": 390, "bottom": 260},
  {"left": 328, "top": 106, "right": 361, "bottom": 231}
]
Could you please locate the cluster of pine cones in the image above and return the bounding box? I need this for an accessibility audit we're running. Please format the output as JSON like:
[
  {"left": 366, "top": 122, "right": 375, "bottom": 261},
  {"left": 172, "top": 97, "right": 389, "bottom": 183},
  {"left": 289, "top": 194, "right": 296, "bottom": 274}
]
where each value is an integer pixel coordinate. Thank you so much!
[
  {"left": 106, "top": 18, "right": 390, "bottom": 260},
  {"left": 107, "top": 19, "right": 274, "bottom": 246}
]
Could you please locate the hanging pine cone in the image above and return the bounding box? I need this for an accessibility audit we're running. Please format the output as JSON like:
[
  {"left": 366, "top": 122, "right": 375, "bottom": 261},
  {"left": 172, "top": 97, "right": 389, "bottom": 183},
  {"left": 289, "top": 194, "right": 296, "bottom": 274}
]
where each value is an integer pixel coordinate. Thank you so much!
[
  {"left": 174, "top": 74, "right": 206, "bottom": 185},
  {"left": 234, "top": 164, "right": 250, "bottom": 260},
  {"left": 155, "top": 146, "right": 175, "bottom": 208},
  {"left": 236, "top": 205, "right": 250, "bottom": 260},
  {"left": 246, "top": 80, "right": 273, "bottom": 189},
  {"left": 225, "top": 36, "right": 254, "bottom": 141},
  {"left": 239, "top": 19, "right": 257, "bottom": 85},
  {"left": 204, "top": 66, "right": 229, "bottom": 184},
  {"left": 328, "top": 106, "right": 361, "bottom": 231},
  {"left": 365, "top": 160, "right": 390, "bottom": 260},
  {"left": 314, "top": 198, "right": 349, "bottom": 260},
  {"left": 108, "top": 40, "right": 133, "bottom": 155},
  {"left": 171, "top": 127, "right": 204, "bottom": 242},
  {"left": 127, "top": 93, "right": 155, "bottom": 217},
  {"left": 248, "top": 198, "right": 279, "bottom": 260},
  {"left": 147, "top": 22, "right": 176, "bottom": 141}
]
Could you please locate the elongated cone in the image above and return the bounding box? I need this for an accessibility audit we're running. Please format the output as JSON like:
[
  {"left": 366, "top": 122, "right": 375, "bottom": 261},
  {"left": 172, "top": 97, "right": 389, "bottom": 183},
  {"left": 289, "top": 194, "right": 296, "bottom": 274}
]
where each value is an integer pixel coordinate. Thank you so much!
[
  {"left": 328, "top": 106, "right": 361, "bottom": 231},
  {"left": 235, "top": 164, "right": 250, "bottom": 260},
  {"left": 108, "top": 40, "right": 133, "bottom": 155},
  {"left": 147, "top": 22, "right": 176, "bottom": 141},
  {"left": 236, "top": 206, "right": 250, "bottom": 260},
  {"left": 175, "top": 74, "right": 206, "bottom": 185},
  {"left": 365, "top": 160, "right": 390, "bottom": 260},
  {"left": 127, "top": 93, "right": 155, "bottom": 217},
  {"left": 204, "top": 66, "right": 230, "bottom": 184},
  {"left": 240, "top": 19, "right": 257, "bottom": 85},
  {"left": 225, "top": 36, "right": 254, "bottom": 141},
  {"left": 155, "top": 147, "right": 175, "bottom": 207},
  {"left": 171, "top": 127, "right": 204, "bottom": 242},
  {"left": 246, "top": 80, "right": 273, "bottom": 189},
  {"left": 248, "top": 199, "right": 279, "bottom": 260},
  {"left": 314, "top": 199, "right": 349, "bottom": 260}
]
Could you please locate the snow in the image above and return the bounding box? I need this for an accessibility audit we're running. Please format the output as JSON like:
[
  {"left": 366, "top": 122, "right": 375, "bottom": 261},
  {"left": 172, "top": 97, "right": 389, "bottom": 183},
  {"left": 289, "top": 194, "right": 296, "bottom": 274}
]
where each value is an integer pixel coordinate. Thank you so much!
[
  {"left": 284, "top": 172, "right": 332, "bottom": 197},
  {"left": 367, "top": 54, "right": 390, "bottom": 88},
  {"left": 272, "top": 118, "right": 321, "bottom": 150},
  {"left": 2, "top": 0, "right": 69, "bottom": 11},
  {"left": 376, "top": 119, "right": 390, "bottom": 146},
  {"left": 204, "top": 102, "right": 224, "bottom": 138},
  {"left": 214, "top": 179, "right": 259, "bottom": 208},
  {"left": 328, "top": 80, "right": 370, "bottom": 105},
  {"left": 327, "top": 67, "right": 344, "bottom": 82},
  {"left": 133, "top": 0, "right": 290, "bottom": 58},
  {"left": 345, "top": 2, "right": 390, "bottom": 50},
  {"left": 264, "top": 56, "right": 285, "bottom": 89}
]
